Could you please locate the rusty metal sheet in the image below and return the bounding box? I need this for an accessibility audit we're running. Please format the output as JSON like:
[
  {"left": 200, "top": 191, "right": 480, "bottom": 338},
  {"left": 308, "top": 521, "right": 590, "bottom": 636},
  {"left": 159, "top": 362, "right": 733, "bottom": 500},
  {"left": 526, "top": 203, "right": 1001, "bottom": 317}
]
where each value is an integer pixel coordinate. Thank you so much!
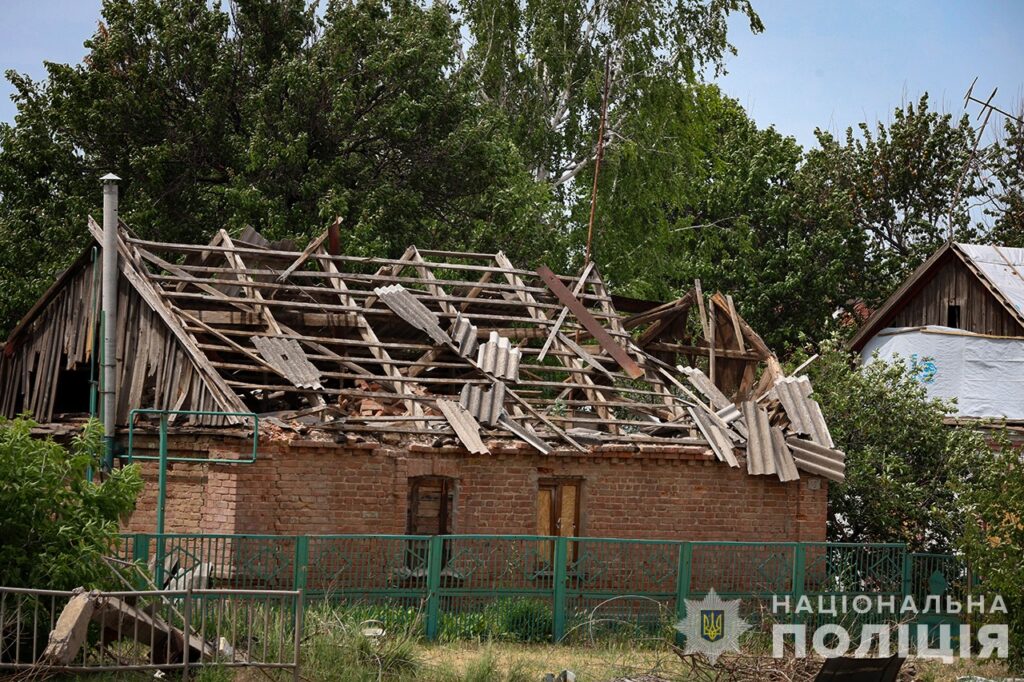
[
  {"left": 740, "top": 400, "right": 775, "bottom": 476},
  {"left": 436, "top": 399, "right": 488, "bottom": 455},
  {"left": 536, "top": 265, "right": 644, "bottom": 379},
  {"left": 250, "top": 336, "right": 322, "bottom": 389},
  {"left": 373, "top": 284, "right": 449, "bottom": 345},
  {"left": 786, "top": 436, "right": 845, "bottom": 483},
  {"left": 772, "top": 376, "right": 834, "bottom": 447},
  {"left": 476, "top": 331, "right": 520, "bottom": 381}
]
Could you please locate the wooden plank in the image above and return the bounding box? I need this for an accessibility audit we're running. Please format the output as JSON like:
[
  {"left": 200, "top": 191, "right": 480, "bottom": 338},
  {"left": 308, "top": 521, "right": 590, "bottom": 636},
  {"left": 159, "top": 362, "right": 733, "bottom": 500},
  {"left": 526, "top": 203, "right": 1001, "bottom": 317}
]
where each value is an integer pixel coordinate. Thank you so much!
[
  {"left": 535, "top": 265, "right": 644, "bottom": 379},
  {"left": 725, "top": 294, "right": 746, "bottom": 352},
  {"left": 277, "top": 225, "right": 332, "bottom": 282},
  {"left": 87, "top": 217, "right": 248, "bottom": 420},
  {"left": 538, "top": 262, "right": 594, "bottom": 362},
  {"left": 694, "top": 279, "right": 710, "bottom": 342}
]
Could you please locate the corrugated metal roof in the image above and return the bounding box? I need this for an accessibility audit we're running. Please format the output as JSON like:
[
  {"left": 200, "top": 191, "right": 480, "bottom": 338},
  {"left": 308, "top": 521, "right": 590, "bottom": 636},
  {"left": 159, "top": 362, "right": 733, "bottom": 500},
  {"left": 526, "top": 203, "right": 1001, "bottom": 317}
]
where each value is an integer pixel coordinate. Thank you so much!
[
  {"left": 957, "top": 243, "right": 1024, "bottom": 316},
  {"left": 250, "top": 336, "right": 323, "bottom": 389},
  {"left": 459, "top": 381, "right": 506, "bottom": 426},
  {"left": 476, "top": 331, "right": 521, "bottom": 381},
  {"left": 771, "top": 376, "right": 834, "bottom": 448},
  {"left": 786, "top": 436, "right": 845, "bottom": 483},
  {"left": 373, "top": 284, "right": 449, "bottom": 345},
  {"left": 741, "top": 400, "right": 775, "bottom": 476},
  {"left": 436, "top": 399, "right": 488, "bottom": 455}
]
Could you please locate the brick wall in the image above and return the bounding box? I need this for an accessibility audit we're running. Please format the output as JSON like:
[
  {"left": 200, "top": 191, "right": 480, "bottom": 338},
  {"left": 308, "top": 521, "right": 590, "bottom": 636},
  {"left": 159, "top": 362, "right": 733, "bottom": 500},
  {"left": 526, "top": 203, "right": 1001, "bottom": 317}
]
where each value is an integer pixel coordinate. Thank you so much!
[{"left": 123, "top": 434, "right": 828, "bottom": 542}]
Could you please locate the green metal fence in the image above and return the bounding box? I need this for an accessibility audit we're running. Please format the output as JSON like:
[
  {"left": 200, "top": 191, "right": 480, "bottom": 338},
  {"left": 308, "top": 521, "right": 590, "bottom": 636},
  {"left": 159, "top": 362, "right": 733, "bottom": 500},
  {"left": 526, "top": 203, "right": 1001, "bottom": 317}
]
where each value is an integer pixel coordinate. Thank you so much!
[{"left": 117, "top": 534, "right": 965, "bottom": 643}]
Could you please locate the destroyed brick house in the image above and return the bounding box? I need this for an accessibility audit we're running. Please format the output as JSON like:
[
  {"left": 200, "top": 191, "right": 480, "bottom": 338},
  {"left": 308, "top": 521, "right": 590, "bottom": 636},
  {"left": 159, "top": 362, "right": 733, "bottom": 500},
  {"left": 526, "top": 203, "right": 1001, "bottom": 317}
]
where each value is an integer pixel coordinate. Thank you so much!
[{"left": 1, "top": 215, "right": 844, "bottom": 542}]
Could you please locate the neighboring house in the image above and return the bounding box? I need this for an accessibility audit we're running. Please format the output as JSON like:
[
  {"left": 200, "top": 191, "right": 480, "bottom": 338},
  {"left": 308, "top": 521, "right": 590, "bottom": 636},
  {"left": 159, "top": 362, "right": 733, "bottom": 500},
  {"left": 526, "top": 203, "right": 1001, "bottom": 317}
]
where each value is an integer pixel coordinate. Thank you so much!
[
  {"left": 849, "top": 242, "right": 1024, "bottom": 422},
  {"left": 1, "top": 217, "right": 843, "bottom": 544}
]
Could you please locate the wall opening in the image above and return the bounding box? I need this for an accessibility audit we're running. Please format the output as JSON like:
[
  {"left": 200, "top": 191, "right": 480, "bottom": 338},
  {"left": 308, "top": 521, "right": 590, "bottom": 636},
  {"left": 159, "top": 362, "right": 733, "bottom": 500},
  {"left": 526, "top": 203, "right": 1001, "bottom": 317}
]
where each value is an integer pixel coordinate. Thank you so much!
[
  {"left": 53, "top": 359, "right": 93, "bottom": 416},
  {"left": 537, "top": 478, "right": 581, "bottom": 562},
  {"left": 407, "top": 476, "right": 456, "bottom": 569},
  {"left": 946, "top": 304, "right": 961, "bottom": 329}
]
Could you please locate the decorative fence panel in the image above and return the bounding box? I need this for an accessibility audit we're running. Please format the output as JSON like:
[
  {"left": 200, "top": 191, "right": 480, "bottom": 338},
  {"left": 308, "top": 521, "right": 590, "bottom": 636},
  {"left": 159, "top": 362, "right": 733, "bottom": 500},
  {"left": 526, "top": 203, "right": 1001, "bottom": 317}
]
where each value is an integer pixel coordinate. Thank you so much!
[{"left": 121, "top": 534, "right": 966, "bottom": 643}]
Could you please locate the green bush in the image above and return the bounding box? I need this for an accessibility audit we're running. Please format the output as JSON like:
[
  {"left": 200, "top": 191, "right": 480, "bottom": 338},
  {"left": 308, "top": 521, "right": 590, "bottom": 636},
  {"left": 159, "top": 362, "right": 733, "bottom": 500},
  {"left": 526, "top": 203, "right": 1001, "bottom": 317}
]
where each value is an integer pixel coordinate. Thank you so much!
[
  {"left": 955, "top": 436, "right": 1024, "bottom": 673},
  {"left": 0, "top": 417, "right": 142, "bottom": 589}
]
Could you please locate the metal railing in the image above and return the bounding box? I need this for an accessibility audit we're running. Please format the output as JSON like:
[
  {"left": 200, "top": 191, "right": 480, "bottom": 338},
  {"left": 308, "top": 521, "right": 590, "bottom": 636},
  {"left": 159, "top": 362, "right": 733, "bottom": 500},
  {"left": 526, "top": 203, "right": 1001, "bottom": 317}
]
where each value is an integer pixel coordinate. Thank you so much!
[
  {"left": 0, "top": 586, "right": 301, "bottom": 679},
  {"left": 116, "top": 533, "right": 966, "bottom": 643}
]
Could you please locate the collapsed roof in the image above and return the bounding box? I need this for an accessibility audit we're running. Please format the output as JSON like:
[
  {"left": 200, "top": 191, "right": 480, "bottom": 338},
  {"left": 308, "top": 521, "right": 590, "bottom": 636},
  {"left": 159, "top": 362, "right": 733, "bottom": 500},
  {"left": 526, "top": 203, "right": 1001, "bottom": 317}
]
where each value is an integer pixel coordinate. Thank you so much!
[{"left": 1, "top": 218, "right": 844, "bottom": 483}]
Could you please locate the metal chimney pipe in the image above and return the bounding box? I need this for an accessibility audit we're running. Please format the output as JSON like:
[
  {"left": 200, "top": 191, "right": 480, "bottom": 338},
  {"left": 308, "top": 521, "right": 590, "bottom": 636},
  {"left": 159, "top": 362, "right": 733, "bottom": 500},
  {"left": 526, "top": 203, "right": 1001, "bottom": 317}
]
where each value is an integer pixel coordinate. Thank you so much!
[{"left": 100, "top": 173, "right": 121, "bottom": 469}]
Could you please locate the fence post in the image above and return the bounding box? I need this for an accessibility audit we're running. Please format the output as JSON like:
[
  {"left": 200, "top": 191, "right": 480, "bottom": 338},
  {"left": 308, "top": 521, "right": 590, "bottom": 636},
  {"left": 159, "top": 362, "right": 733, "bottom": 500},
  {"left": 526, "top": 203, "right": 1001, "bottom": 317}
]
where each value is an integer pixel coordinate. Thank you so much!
[
  {"left": 792, "top": 543, "right": 806, "bottom": 624},
  {"left": 674, "top": 542, "right": 693, "bottom": 645},
  {"left": 901, "top": 547, "right": 913, "bottom": 600},
  {"left": 425, "top": 535, "right": 444, "bottom": 641},
  {"left": 154, "top": 534, "right": 166, "bottom": 590},
  {"left": 293, "top": 590, "right": 304, "bottom": 682},
  {"left": 181, "top": 586, "right": 192, "bottom": 682},
  {"left": 132, "top": 533, "right": 150, "bottom": 589},
  {"left": 552, "top": 537, "right": 568, "bottom": 642},
  {"left": 293, "top": 535, "right": 310, "bottom": 594}
]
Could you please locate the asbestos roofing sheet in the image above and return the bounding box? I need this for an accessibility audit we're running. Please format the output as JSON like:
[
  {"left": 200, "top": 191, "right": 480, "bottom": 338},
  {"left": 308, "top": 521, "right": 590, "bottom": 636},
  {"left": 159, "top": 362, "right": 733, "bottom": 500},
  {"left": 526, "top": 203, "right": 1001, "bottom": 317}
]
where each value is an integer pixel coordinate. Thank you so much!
[
  {"left": 740, "top": 400, "right": 775, "bottom": 476},
  {"left": 680, "top": 366, "right": 731, "bottom": 411},
  {"left": 770, "top": 426, "right": 800, "bottom": 482},
  {"left": 957, "top": 243, "right": 1024, "bottom": 317},
  {"left": 449, "top": 313, "right": 479, "bottom": 358},
  {"left": 688, "top": 406, "right": 739, "bottom": 467},
  {"left": 498, "top": 413, "right": 551, "bottom": 454},
  {"left": 772, "top": 376, "right": 834, "bottom": 448},
  {"left": 459, "top": 381, "right": 507, "bottom": 426},
  {"left": 373, "top": 284, "right": 450, "bottom": 345},
  {"left": 436, "top": 399, "right": 488, "bottom": 455},
  {"left": 786, "top": 436, "right": 845, "bottom": 483},
  {"left": 476, "top": 331, "right": 521, "bottom": 381},
  {"left": 250, "top": 336, "right": 323, "bottom": 389}
]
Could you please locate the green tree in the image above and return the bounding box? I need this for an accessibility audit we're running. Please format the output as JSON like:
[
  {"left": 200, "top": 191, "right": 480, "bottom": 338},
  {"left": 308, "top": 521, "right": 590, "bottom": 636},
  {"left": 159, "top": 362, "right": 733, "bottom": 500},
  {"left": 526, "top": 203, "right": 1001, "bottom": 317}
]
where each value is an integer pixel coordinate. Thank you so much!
[
  {"left": 807, "top": 342, "right": 988, "bottom": 553},
  {"left": 0, "top": 418, "right": 143, "bottom": 589},
  {"left": 0, "top": 0, "right": 549, "bottom": 335},
  {"left": 458, "top": 0, "right": 762, "bottom": 193},
  {"left": 956, "top": 437, "right": 1024, "bottom": 672},
  {"left": 985, "top": 112, "right": 1024, "bottom": 246},
  {"left": 585, "top": 85, "right": 871, "bottom": 353},
  {"left": 804, "top": 95, "right": 982, "bottom": 297}
]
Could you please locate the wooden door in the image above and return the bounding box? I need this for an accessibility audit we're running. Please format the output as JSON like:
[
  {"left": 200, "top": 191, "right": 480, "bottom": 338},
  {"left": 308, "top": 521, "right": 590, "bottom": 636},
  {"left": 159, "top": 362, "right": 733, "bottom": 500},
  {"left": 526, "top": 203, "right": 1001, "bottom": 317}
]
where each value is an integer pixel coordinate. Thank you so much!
[
  {"left": 537, "top": 479, "right": 580, "bottom": 562},
  {"left": 407, "top": 476, "right": 454, "bottom": 535}
]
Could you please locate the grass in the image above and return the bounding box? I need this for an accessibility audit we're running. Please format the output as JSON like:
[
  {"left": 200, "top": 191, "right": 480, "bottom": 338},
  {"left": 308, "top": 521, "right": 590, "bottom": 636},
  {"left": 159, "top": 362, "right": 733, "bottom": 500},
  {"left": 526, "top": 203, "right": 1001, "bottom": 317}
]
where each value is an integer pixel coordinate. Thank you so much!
[{"left": 34, "top": 600, "right": 1015, "bottom": 681}]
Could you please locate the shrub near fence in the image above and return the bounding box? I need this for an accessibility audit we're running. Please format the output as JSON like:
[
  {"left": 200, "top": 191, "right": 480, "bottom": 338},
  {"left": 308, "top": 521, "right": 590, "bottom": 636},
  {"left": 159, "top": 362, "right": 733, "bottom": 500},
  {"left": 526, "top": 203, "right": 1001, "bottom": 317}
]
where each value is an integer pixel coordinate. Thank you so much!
[{"left": 120, "top": 534, "right": 966, "bottom": 643}]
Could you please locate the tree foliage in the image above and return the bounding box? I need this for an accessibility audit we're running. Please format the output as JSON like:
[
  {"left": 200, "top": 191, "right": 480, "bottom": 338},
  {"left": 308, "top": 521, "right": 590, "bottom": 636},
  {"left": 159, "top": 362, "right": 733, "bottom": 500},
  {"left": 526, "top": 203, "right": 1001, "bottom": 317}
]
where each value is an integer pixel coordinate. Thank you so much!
[
  {"left": 956, "top": 437, "right": 1024, "bottom": 672},
  {"left": 1, "top": 0, "right": 1012, "bottom": 357},
  {"left": 0, "top": 418, "right": 143, "bottom": 589},
  {"left": 0, "top": 0, "right": 553, "bottom": 332},
  {"left": 807, "top": 343, "right": 988, "bottom": 553}
]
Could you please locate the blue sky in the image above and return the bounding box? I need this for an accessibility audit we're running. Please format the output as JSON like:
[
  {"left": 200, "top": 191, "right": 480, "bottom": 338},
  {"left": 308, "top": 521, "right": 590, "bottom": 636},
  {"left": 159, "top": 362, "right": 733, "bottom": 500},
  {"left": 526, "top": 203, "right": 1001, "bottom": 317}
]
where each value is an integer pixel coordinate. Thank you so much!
[{"left": 1, "top": 0, "right": 1022, "bottom": 149}]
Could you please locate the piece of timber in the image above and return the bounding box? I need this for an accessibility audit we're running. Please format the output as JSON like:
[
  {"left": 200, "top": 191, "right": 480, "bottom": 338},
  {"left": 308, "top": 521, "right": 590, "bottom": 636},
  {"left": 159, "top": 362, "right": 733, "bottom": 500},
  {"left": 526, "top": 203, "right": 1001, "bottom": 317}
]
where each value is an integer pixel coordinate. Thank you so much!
[{"left": 535, "top": 265, "right": 644, "bottom": 379}]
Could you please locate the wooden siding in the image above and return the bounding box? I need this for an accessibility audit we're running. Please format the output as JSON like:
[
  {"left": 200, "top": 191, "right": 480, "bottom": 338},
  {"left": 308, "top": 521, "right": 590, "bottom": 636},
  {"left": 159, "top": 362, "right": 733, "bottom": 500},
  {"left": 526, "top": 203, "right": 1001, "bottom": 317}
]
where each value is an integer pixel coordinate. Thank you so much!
[
  {"left": 0, "top": 257, "right": 225, "bottom": 425},
  {"left": 888, "top": 255, "right": 1024, "bottom": 337}
]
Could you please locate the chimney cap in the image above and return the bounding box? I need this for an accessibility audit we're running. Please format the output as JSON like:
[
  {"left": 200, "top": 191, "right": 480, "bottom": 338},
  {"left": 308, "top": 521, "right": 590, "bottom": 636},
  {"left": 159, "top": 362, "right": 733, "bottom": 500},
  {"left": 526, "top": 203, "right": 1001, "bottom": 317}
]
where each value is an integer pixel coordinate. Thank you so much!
[{"left": 100, "top": 173, "right": 121, "bottom": 182}]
